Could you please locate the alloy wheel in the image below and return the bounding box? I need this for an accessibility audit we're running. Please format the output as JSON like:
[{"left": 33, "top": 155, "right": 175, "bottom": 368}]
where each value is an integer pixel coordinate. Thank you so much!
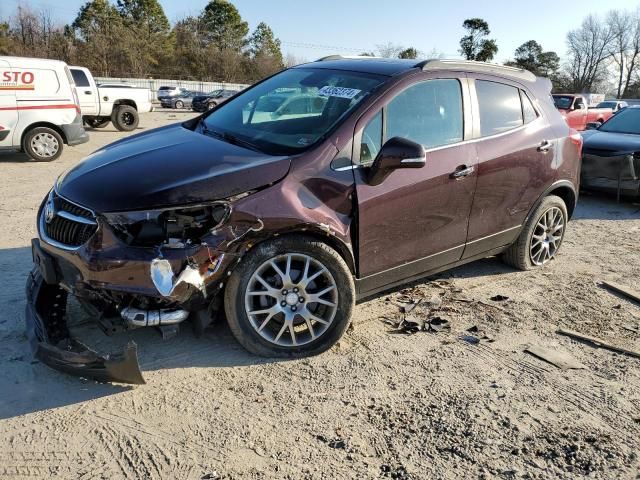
[
  {"left": 244, "top": 253, "right": 338, "bottom": 347},
  {"left": 30, "top": 133, "right": 59, "bottom": 158},
  {"left": 530, "top": 206, "right": 565, "bottom": 266}
]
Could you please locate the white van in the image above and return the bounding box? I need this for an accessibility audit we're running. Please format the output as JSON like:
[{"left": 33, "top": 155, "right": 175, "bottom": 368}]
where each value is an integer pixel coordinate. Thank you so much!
[{"left": 0, "top": 56, "right": 88, "bottom": 161}]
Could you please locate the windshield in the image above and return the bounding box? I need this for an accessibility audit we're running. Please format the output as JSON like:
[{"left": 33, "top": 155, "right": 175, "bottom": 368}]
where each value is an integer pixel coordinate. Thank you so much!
[
  {"left": 207, "top": 89, "right": 222, "bottom": 96},
  {"left": 201, "top": 68, "right": 386, "bottom": 155},
  {"left": 553, "top": 95, "right": 574, "bottom": 109},
  {"left": 596, "top": 102, "right": 615, "bottom": 109},
  {"left": 599, "top": 108, "right": 640, "bottom": 134}
]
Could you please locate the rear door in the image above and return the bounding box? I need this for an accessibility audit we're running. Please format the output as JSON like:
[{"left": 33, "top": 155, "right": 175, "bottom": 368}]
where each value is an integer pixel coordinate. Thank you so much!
[
  {"left": 354, "top": 74, "right": 477, "bottom": 291},
  {"left": 0, "top": 59, "right": 18, "bottom": 148},
  {"left": 463, "top": 75, "right": 558, "bottom": 258},
  {"left": 70, "top": 68, "right": 98, "bottom": 115}
]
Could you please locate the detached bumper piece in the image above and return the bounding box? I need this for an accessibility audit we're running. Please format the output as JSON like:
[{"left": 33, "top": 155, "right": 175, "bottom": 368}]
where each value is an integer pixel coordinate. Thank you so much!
[{"left": 25, "top": 269, "right": 146, "bottom": 385}]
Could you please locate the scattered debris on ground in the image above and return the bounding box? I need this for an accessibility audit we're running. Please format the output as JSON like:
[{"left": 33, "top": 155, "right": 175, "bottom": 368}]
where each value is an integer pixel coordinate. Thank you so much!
[
  {"left": 525, "top": 345, "right": 586, "bottom": 370},
  {"left": 557, "top": 328, "right": 640, "bottom": 359},
  {"left": 601, "top": 280, "right": 640, "bottom": 305}
]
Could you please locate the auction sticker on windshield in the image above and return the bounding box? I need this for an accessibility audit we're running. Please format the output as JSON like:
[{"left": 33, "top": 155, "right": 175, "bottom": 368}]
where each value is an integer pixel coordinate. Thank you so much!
[{"left": 318, "top": 86, "right": 361, "bottom": 99}]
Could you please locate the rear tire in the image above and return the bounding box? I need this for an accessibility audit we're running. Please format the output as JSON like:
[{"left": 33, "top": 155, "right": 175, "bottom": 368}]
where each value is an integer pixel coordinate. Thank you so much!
[
  {"left": 85, "top": 117, "right": 110, "bottom": 129},
  {"left": 22, "top": 127, "right": 63, "bottom": 162},
  {"left": 502, "top": 195, "right": 568, "bottom": 270},
  {"left": 111, "top": 105, "right": 139, "bottom": 132},
  {"left": 225, "top": 236, "right": 355, "bottom": 358}
]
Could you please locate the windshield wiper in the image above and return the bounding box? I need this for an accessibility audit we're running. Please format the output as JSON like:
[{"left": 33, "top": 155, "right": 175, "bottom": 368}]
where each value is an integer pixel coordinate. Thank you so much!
[{"left": 200, "top": 120, "right": 263, "bottom": 152}]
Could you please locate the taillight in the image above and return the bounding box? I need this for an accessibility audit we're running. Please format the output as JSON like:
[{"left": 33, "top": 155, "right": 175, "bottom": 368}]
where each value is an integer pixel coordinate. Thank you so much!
[
  {"left": 569, "top": 129, "right": 582, "bottom": 148},
  {"left": 71, "top": 88, "right": 81, "bottom": 114}
]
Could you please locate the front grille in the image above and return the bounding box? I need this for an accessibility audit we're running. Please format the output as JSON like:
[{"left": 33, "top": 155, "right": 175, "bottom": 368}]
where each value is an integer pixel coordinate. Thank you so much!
[{"left": 42, "top": 192, "right": 98, "bottom": 248}]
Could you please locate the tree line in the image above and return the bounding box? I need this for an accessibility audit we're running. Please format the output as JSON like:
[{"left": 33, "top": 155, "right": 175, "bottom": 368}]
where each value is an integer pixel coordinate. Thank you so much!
[
  {"left": 0, "top": 0, "right": 284, "bottom": 83},
  {"left": 457, "top": 13, "right": 640, "bottom": 97},
  {"left": 1, "top": 1, "right": 639, "bottom": 97}
]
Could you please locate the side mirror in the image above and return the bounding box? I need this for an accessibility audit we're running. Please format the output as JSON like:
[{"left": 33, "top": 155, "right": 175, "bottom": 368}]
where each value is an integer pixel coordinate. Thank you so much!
[
  {"left": 367, "top": 137, "right": 426, "bottom": 186},
  {"left": 585, "top": 122, "right": 600, "bottom": 130}
]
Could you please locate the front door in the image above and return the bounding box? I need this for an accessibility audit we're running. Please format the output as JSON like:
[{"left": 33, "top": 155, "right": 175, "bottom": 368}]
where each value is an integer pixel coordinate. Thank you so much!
[
  {"left": 70, "top": 68, "right": 98, "bottom": 116},
  {"left": 353, "top": 75, "right": 477, "bottom": 292}
]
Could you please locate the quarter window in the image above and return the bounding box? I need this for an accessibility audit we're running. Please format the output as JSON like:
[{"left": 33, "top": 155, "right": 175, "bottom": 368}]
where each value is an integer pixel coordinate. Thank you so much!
[
  {"left": 521, "top": 91, "right": 538, "bottom": 124},
  {"left": 476, "top": 80, "right": 523, "bottom": 136}
]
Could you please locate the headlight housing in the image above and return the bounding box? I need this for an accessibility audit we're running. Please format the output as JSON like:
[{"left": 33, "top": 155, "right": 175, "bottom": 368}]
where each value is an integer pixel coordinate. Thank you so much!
[{"left": 102, "top": 202, "right": 231, "bottom": 247}]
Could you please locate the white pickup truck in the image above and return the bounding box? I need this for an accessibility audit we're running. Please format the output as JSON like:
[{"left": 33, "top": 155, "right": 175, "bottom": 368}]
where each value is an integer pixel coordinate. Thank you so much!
[{"left": 69, "top": 66, "right": 153, "bottom": 131}]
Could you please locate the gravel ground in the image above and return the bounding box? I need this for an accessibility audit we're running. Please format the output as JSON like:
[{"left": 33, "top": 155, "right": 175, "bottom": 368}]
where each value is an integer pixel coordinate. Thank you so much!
[{"left": 0, "top": 111, "right": 639, "bottom": 479}]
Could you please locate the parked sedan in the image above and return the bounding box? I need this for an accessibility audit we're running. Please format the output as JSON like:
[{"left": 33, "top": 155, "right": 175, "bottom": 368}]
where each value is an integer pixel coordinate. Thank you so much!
[
  {"left": 581, "top": 106, "right": 640, "bottom": 200},
  {"left": 191, "top": 89, "right": 238, "bottom": 112},
  {"left": 595, "top": 100, "right": 629, "bottom": 114},
  {"left": 160, "top": 91, "right": 204, "bottom": 109}
]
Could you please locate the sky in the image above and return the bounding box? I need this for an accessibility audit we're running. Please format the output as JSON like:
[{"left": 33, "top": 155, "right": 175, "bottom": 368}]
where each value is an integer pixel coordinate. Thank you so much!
[{"left": 5, "top": 0, "right": 638, "bottom": 62}]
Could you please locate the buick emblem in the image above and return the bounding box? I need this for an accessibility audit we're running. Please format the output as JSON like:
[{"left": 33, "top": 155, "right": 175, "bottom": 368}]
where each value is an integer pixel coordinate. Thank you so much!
[{"left": 44, "top": 200, "right": 55, "bottom": 224}]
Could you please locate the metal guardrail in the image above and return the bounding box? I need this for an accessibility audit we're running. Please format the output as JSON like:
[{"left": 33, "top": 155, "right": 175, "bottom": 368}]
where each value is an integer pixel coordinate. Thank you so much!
[{"left": 94, "top": 77, "right": 250, "bottom": 98}]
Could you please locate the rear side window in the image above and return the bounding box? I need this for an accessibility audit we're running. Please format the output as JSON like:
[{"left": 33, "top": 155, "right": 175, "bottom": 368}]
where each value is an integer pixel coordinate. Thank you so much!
[
  {"left": 386, "top": 79, "right": 464, "bottom": 149},
  {"left": 476, "top": 80, "right": 523, "bottom": 136},
  {"left": 71, "top": 69, "right": 90, "bottom": 87}
]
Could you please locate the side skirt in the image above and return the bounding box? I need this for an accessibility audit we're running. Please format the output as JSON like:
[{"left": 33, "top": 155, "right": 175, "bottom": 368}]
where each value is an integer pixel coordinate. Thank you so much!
[{"left": 355, "top": 245, "right": 510, "bottom": 303}]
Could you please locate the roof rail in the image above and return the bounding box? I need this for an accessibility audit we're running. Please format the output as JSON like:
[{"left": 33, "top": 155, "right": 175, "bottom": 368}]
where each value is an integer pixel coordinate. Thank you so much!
[
  {"left": 315, "top": 55, "right": 384, "bottom": 62},
  {"left": 416, "top": 59, "right": 536, "bottom": 82}
]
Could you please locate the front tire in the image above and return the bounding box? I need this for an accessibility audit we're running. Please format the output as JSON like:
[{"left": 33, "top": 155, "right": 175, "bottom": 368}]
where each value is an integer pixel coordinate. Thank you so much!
[
  {"left": 111, "top": 105, "right": 139, "bottom": 132},
  {"left": 225, "top": 236, "right": 355, "bottom": 358},
  {"left": 174, "top": 100, "right": 184, "bottom": 109},
  {"left": 502, "top": 195, "right": 568, "bottom": 270},
  {"left": 207, "top": 101, "right": 217, "bottom": 110},
  {"left": 22, "top": 127, "right": 63, "bottom": 162}
]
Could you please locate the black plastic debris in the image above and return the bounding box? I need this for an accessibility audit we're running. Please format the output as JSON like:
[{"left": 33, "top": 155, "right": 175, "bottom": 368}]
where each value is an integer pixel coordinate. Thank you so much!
[{"left": 490, "top": 295, "right": 510, "bottom": 302}]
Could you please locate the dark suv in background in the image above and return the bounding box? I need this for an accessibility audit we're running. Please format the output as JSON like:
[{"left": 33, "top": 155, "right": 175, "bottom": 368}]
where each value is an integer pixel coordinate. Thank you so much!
[
  {"left": 27, "top": 57, "right": 581, "bottom": 384},
  {"left": 191, "top": 89, "right": 238, "bottom": 112}
]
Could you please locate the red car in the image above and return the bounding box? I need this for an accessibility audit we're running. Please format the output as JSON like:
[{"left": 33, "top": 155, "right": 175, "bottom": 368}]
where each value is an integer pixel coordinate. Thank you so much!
[
  {"left": 27, "top": 57, "right": 582, "bottom": 383},
  {"left": 552, "top": 94, "right": 613, "bottom": 130}
]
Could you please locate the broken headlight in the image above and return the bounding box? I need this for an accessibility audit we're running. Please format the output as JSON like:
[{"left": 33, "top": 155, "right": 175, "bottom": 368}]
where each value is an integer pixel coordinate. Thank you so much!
[{"left": 102, "top": 202, "right": 231, "bottom": 247}]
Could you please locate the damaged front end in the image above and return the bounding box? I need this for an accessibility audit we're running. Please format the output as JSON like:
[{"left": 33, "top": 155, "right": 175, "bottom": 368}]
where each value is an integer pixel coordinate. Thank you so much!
[
  {"left": 25, "top": 191, "right": 244, "bottom": 384},
  {"left": 25, "top": 267, "right": 146, "bottom": 384}
]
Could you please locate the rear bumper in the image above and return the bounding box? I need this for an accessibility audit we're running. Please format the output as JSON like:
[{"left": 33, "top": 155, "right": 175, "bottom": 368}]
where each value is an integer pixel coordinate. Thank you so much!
[
  {"left": 25, "top": 266, "right": 145, "bottom": 384},
  {"left": 62, "top": 114, "right": 89, "bottom": 146}
]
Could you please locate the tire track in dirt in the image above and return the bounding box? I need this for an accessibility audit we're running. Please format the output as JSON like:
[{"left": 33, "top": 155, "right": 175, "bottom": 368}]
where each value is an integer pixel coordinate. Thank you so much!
[{"left": 462, "top": 341, "right": 640, "bottom": 443}]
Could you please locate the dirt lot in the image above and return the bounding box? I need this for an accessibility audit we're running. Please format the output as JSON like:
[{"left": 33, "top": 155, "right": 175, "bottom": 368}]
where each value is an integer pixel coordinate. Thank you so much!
[{"left": 0, "top": 111, "right": 639, "bottom": 479}]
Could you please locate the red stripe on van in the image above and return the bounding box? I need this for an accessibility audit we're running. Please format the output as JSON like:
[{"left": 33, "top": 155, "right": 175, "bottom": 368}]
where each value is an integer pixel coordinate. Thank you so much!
[{"left": 0, "top": 104, "right": 80, "bottom": 113}]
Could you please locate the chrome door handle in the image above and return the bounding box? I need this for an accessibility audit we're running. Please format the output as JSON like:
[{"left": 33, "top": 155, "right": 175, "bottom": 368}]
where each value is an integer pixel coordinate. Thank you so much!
[
  {"left": 450, "top": 165, "right": 475, "bottom": 179},
  {"left": 538, "top": 140, "right": 552, "bottom": 153}
]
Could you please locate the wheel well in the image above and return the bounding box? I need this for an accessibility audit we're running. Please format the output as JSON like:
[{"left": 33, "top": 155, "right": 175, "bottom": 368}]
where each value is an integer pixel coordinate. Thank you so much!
[
  {"left": 114, "top": 99, "right": 137, "bottom": 110},
  {"left": 21, "top": 122, "right": 67, "bottom": 146},
  {"left": 248, "top": 231, "right": 356, "bottom": 276},
  {"left": 548, "top": 186, "right": 576, "bottom": 218}
]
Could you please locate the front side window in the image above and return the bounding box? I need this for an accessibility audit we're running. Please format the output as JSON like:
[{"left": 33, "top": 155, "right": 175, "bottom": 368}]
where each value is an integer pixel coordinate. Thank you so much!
[
  {"left": 358, "top": 79, "right": 464, "bottom": 164},
  {"left": 71, "top": 69, "right": 90, "bottom": 87},
  {"left": 476, "top": 80, "right": 523, "bottom": 137},
  {"left": 386, "top": 79, "right": 463, "bottom": 149},
  {"left": 202, "top": 68, "right": 385, "bottom": 155}
]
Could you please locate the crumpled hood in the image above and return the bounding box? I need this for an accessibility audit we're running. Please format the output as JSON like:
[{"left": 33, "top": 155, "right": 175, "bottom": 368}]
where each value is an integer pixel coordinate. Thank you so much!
[
  {"left": 56, "top": 123, "right": 291, "bottom": 212},
  {"left": 582, "top": 130, "right": 640, "bottom": 156}
]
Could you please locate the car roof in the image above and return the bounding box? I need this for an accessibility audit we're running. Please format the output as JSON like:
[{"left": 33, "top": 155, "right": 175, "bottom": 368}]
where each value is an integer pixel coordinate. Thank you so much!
[{"left": 295, "top": 56, "right": 537, "bottom": 83}]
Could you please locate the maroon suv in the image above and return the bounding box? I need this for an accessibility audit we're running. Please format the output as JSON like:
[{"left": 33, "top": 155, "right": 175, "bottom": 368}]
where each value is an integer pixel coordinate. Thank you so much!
[{"left": 27, "top": 57, "right": 582, "bottom": 383}]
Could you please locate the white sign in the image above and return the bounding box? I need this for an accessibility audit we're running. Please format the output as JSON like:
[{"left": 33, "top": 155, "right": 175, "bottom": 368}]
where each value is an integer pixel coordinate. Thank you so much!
[{"left": 318, "top": 86, "right": 361, "bottom": 100}]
